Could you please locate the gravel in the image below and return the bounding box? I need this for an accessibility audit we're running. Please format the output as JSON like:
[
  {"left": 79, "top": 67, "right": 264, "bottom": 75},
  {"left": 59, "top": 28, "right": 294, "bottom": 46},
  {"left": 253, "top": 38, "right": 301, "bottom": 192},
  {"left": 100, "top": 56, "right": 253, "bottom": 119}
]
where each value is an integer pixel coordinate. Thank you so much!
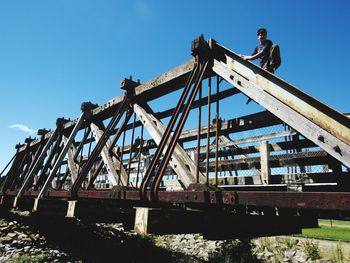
[{"left": 0, "top": 211, "right": 342, "bottom": 262}]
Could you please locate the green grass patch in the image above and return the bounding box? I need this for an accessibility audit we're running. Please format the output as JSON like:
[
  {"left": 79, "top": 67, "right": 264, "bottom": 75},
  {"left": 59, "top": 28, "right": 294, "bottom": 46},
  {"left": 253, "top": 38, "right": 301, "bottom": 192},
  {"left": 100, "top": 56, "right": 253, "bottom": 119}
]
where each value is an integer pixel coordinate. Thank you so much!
[
  {"left": 300, "top": 219, "right": 350, "bottom": 241},
  {"left": 318, "top": 219, "right": 350, "bottom": 228},
  {"left": 301, "top": 226, "right": 350, "bottom": 241},
  {"left": 10, "top": 254, "right": 47, "bottom": 263}
]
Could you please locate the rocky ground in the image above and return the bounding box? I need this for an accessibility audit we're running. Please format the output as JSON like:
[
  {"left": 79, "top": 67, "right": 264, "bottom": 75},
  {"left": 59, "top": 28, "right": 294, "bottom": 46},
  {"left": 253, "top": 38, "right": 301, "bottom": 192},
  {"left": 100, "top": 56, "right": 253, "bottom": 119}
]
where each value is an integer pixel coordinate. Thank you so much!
[
  {"left": 0, "top": 217, "right": 74, "bottom": 262},
  {"left": 0, "top": 210, "right": 219, "bottom": 263},
  {"left": 0, "top": 210, "right": 348, "bottom": 262}
]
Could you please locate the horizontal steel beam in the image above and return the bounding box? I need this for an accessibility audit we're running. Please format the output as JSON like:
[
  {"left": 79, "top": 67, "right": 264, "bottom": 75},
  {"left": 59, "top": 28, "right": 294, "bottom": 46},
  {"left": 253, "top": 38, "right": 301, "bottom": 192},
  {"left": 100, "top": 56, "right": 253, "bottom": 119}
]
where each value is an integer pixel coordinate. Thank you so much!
[
  {"left": 16, "top": 59, "right": 197, "bottom": 153},
  {"left": 3, "top": 190, "right": 350, "bottom": 212}
]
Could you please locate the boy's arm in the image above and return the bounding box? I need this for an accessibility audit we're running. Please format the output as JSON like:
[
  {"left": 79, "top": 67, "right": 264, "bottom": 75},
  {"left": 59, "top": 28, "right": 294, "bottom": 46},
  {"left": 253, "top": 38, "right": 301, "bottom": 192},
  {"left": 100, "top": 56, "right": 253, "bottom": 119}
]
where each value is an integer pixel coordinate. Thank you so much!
[{"left": 243, "top": 50, "right": 263, "bottom": 61}]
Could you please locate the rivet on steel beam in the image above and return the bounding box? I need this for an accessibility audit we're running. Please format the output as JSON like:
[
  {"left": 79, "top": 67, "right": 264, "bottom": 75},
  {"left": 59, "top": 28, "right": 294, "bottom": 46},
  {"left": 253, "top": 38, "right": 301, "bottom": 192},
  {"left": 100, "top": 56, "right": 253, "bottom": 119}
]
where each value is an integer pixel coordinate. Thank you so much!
[
  {"left": 333, "top": 145, "right": 342, "bottom": 155},
  {"left": 318, "top": 135, "right": 325, "bottom": 142}
]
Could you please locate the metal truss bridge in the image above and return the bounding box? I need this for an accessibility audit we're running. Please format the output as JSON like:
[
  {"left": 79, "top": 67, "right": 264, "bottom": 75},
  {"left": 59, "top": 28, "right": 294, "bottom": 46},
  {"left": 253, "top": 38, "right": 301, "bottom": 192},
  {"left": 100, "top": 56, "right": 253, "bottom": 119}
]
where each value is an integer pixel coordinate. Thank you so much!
[{"left": 1, "top": 36, "right": 350, "bottom": 237}]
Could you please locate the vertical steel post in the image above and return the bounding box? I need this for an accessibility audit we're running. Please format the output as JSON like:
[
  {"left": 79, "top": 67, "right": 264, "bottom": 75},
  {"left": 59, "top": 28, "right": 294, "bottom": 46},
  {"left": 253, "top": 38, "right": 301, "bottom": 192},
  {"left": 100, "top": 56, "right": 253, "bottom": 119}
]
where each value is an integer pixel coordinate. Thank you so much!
[
  {"left": 136, "top": 125, "right": 144, "bottom": 188},
  {"left": 33, "top": 135, "right": 63, "bottom": 191},
  {"left": 140, "top": 62, "right": 199, "bottom": 199},
  {"left": 151, "top": 60, "right": 209, "bottom": 200},
  {"left": 127, "top": 112, "right": 137, "bottom": 186},
  {"left": 206, "top": 77, "right": 211, "bottom": 183},
  {"left": 196, "top": 80, "right": 202, "bottom": 183},
  {"left": 119, "top": 127, "right": 126, "bottom": 186},
  {"left": 76, "top": 127, "right": 90, "bottom": 175},
  {"left": 35, "top": 113, "right": 84, "bottom": 202},
  {"left": 215, "top": 76, "right": 220, "bottom": 185},
  {"left": 14, "top": 129, "right": 59, "bottom": 204}
]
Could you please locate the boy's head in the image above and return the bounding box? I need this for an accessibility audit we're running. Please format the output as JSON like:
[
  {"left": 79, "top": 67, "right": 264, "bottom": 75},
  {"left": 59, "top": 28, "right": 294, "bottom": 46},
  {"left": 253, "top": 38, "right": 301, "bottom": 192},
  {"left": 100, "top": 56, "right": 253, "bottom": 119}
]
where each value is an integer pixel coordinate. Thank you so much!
[
  {"left": 257, "top": 27, "right": 267, "bottom": 43},
  {"left": 257, "top": 28, "right": 267, "bottom": 35}
]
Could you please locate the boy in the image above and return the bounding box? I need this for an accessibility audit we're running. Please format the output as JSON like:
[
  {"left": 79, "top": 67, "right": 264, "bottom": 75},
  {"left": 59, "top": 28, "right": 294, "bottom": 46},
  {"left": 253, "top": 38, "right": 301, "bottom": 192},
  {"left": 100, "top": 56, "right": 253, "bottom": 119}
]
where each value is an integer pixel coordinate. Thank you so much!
[{"left": 243, "top": 28, "right": 275, "bottom": 73}]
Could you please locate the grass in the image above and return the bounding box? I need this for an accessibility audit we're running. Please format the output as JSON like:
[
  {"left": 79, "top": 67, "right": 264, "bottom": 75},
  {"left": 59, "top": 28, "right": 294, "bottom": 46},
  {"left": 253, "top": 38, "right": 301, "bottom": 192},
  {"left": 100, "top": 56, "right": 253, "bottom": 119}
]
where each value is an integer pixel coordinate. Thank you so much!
[
  {"left": 10, "top": 254, "right": 47, "bottom": 263},
  {"left": 302, "top": 227, "right": 350, "bottom": 241},
  {"left": 318, "top": 219, "right": 350, "bottom": 229},
  {"left": 208, "top": 239, "right": 258, "bottom": 263},
  {"left": 300, "top": 239, "right": 321, "bottom": 260},
  {"left": 301, "top": 219, "right": 350, "bottom": 241}
]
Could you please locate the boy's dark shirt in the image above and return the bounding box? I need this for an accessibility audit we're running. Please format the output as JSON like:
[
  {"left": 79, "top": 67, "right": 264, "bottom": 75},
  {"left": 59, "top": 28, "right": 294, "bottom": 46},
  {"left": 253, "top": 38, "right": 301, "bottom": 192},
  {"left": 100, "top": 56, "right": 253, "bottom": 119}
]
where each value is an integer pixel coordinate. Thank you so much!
[{"left": 252, "top": 39, "right": 273, "bottom": 67}]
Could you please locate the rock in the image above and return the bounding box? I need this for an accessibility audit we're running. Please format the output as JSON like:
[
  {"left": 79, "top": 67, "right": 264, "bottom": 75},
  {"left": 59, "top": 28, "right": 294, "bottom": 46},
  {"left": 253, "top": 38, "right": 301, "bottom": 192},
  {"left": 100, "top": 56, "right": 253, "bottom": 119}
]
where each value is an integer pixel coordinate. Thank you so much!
[
  {"left": 21, "top": 237, "right": 33, "bottom": 243},
  {"left": 7, "top": 232, "right": 17, "bottom": 238},
  {"left": 284, "top": 249, "right": 297, "bottom": 258},
  {"left": 265, "top": 251, "right": 275, "bottom": 258},
  {"left": 0, "top": 226, "right": 10, "bottom": 231},
  {"left": 257, "top": 252, "right": 265, "bottom": 259},
  {"left": 24, "top": 246, "right": 31, "bottom": 252},
  {"left": 18, "top": 211, "right": 31, "bottom": 217},
  {"left": 18, "top": 233, "right": 28, "bottom": 239},
  {"left": 1, "top": 236, "right": 14, "bottom": 243}
]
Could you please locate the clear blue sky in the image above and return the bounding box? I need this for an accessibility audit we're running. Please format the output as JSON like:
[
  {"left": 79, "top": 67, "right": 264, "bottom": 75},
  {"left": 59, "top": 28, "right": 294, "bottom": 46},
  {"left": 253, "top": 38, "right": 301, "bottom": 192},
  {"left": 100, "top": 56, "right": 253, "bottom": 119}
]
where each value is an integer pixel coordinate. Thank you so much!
[{"left": 1, "top": 0, "right": 349, "bottom": 172}]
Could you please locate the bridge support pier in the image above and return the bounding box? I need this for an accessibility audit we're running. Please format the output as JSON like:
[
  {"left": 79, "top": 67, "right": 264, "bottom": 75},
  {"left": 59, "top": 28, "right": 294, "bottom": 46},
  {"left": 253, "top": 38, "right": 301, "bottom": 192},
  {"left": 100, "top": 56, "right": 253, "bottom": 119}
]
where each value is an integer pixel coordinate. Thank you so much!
[
  {"left": 134, "top": 207, "right": 153, "bottom": 234},
  {"left": 260, "top": 140, "right": 271, "bottom": 185},
  {"left": 66, "top": 200, "right": 77, "bottom": 218}
]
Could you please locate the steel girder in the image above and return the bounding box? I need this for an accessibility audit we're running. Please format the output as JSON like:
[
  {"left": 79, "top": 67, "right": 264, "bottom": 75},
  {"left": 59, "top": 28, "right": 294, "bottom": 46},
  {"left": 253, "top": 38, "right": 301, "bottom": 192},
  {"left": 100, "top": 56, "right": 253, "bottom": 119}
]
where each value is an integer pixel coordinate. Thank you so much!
[{"left": 1, "top": 36, "right": 350, "bottom": 220}]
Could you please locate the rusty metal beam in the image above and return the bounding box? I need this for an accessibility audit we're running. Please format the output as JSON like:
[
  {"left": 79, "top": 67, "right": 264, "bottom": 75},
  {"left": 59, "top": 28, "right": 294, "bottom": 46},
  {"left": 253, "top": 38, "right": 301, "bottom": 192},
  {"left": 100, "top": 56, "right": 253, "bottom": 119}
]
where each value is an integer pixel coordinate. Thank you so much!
[
  {"left": 6, "top": 190, "right": 350, "bottom": 212},
  {"left": 212, "top": 40, "right": 350, "bottom": 143},
  {"left": 14, "top": 60, "right": 196, "bottom": 154},
  {"left": 213, "top": 59, "right": 350, "bottom": 168},
  {"left": 13, "top": 129, "right": 59, "bottom": 206},
  {"left": 90, "top": 123, "right": 128, "bottom": 186},
  {"left": 202, "top": 150, "right": 329, "bottom": 172},
  {"left": 211, "top": 41, "right": 350, "bottom": 168},
  {"left": 133, "top": 102, "right": 205, "bottom": 188},
  {"left": 33, "top": 112, "right": 85, "bottom": 210},
  {"left": 3, "top": 36, "right": 350, "bottom": 228}
]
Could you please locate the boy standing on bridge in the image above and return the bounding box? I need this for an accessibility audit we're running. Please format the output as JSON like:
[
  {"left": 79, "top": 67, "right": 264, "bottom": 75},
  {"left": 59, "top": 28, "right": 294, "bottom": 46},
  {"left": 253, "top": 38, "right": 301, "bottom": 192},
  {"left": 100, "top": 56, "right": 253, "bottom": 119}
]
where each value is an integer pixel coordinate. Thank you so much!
[{"left": 243, "top": 27, "right": 275, "bottom": 73}]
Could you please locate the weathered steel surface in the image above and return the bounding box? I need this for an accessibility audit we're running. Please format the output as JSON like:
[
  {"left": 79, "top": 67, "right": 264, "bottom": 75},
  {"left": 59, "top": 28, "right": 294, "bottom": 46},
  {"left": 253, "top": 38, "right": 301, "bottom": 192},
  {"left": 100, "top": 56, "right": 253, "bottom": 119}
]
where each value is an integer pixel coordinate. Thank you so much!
[
  {"left": 213, "top": 59, "right": 350, "bottom": 168},
  {"left": 236, "top": 191, "right": 350, "bottom": 211},
  {"left": 5, "top": 190, "right": 350, "bottom": 212},
  {"left": 133, "top": 102, "right": 205, "bottom": 187},
  {"left": 212, "top": 40, "right": 350, "bottom": 147},
  {"left": 2, "top": 36, "right": 350, "bottom": 232},
  {"left": 15, "top": 60, "right": 197, "bottom": 154},
  {"left": 90, "top": 123, "right": 128, "bottom": 186}
]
